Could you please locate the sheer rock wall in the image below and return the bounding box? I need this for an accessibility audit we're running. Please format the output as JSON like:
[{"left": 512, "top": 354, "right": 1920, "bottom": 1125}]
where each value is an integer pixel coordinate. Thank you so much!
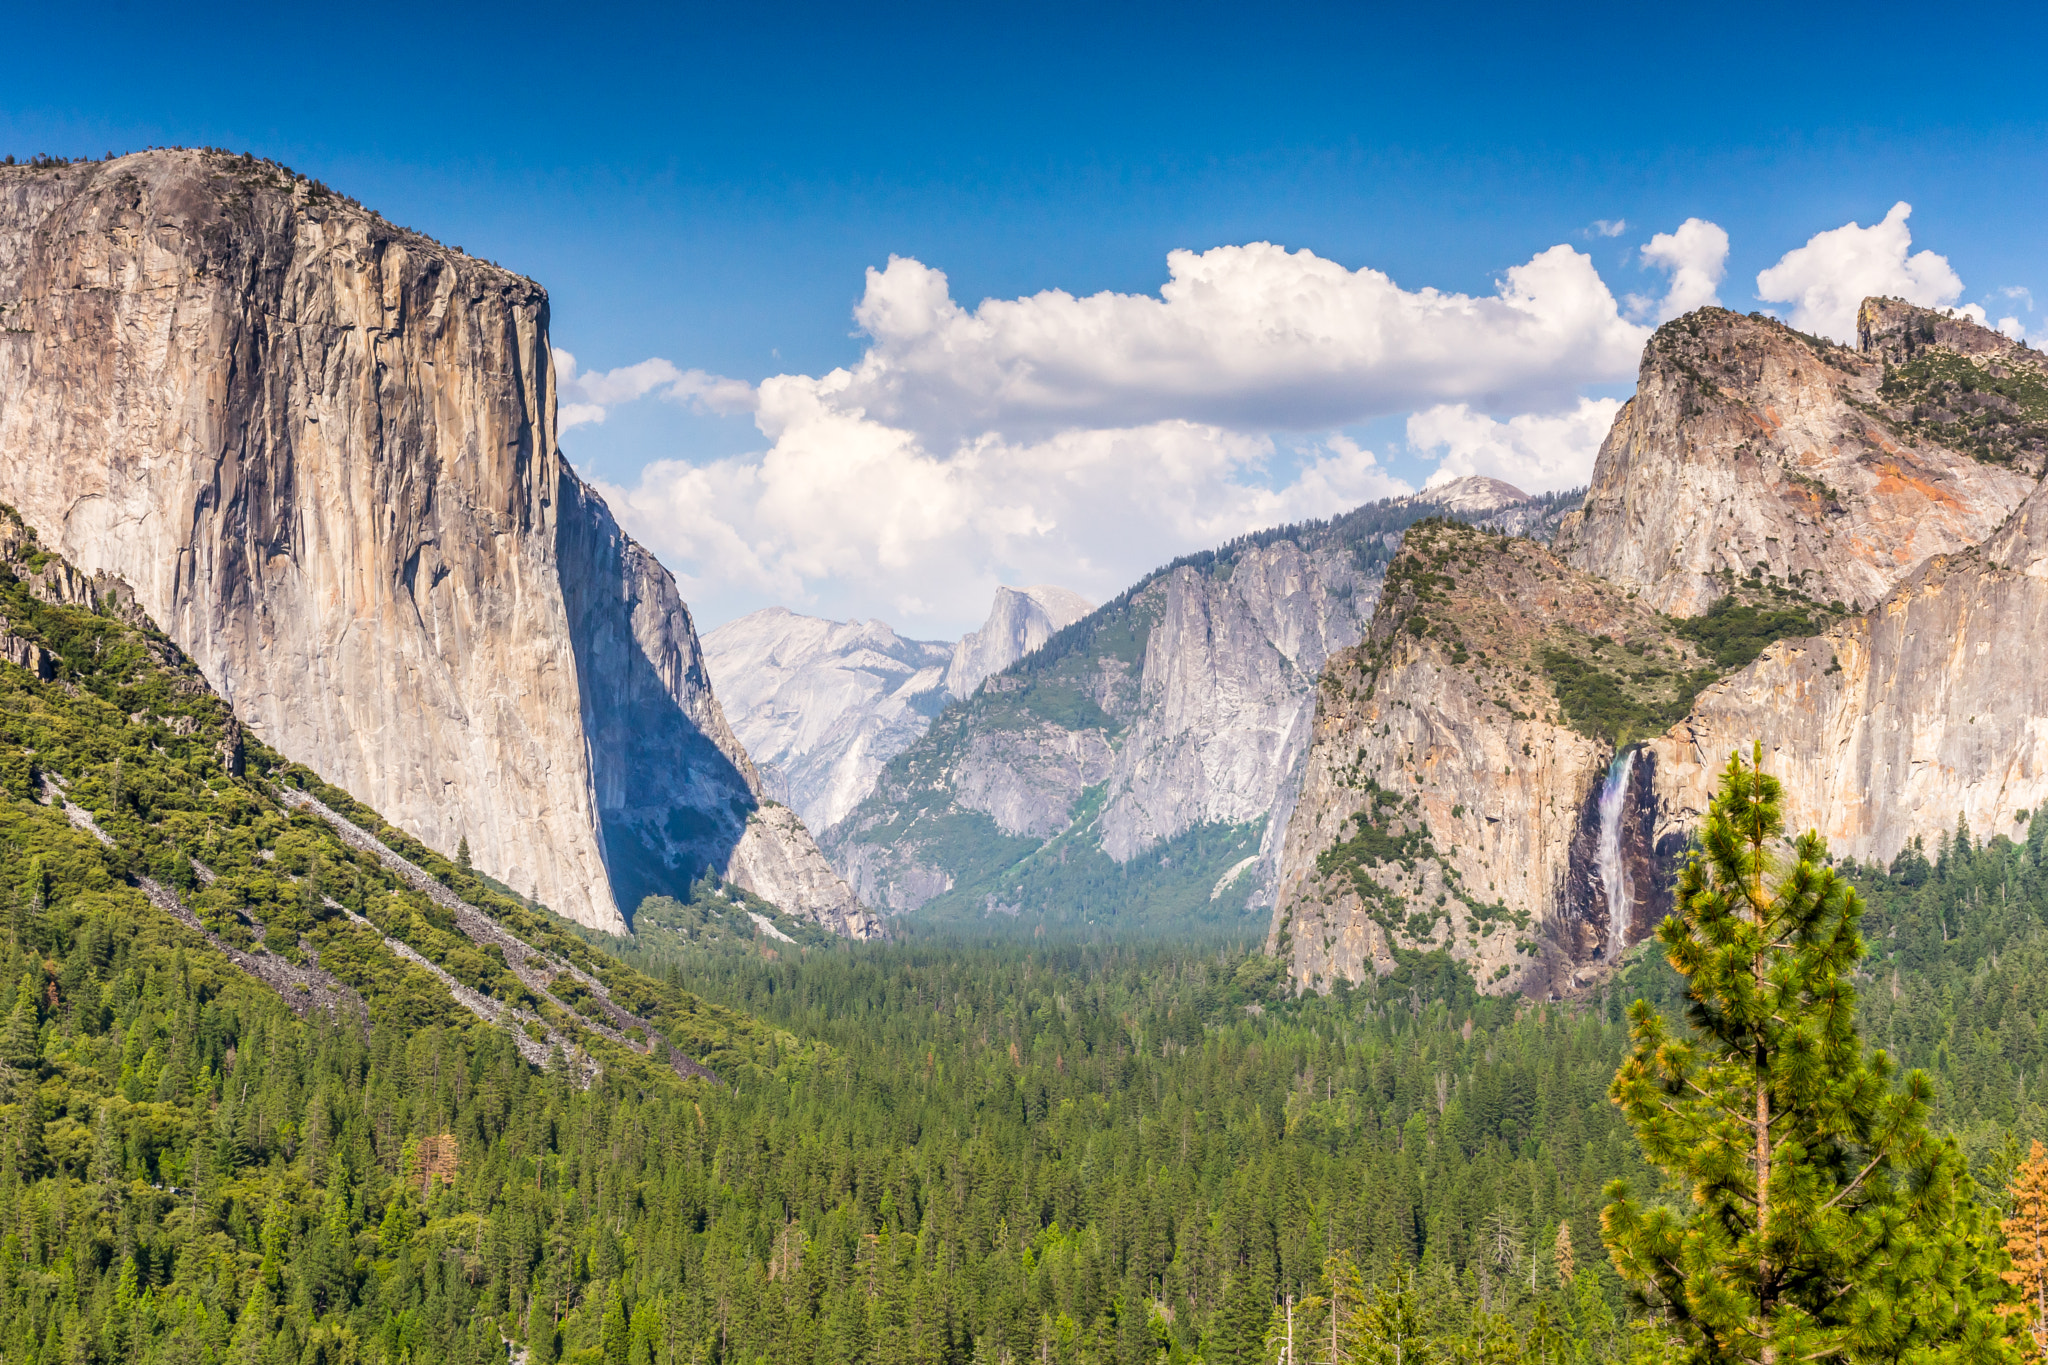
[{"left": 0, "top": 150, "right": 865, "bottom": 936}]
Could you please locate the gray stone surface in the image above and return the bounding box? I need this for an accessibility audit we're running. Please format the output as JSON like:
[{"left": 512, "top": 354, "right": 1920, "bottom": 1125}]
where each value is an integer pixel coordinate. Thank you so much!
[
  {"left": 1555, "top": 306, "right": 2037, "bottom": 616},
  {"left": 0, "top": 149, "right": 860, "bottom": 935},
  {"left": 704, "top": 608, "right": 952, "bottom": 832},
  {"left": 945, "top": 586, "right": 1094, "bottom": 700},
  {"left": 1649, "top": 473, "right": 2048, "bottom": 868}
]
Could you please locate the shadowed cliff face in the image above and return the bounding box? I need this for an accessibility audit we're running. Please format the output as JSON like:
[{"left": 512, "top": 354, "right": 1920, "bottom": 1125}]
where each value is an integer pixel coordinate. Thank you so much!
[
  {"left": 554, "top": 474, "right": 755, "bottom": 905},
  {"left": 0, "top": 149, "right": 867, "bottom": 936}
]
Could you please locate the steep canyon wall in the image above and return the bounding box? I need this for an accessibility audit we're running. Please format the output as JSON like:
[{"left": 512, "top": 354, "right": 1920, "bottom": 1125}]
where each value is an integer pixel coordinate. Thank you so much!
[{"left": 0, "top": 150, "right": 867, "bottom": 936}]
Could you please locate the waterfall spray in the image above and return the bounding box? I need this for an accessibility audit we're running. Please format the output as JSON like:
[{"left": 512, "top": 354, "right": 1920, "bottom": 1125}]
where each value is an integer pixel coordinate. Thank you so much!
[{"left": 1597, "top": 750, "right": 1638, "bottom": 957}]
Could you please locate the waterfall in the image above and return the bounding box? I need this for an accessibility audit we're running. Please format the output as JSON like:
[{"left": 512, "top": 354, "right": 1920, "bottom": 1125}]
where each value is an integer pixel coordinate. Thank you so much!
[{"left": 1597, "top": 749, "right": 1638, "bottom": 957}]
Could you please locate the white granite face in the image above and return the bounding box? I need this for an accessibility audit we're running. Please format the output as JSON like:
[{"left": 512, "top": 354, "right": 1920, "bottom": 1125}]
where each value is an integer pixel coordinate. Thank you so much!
[{"left": 0, "top": 150, "right": 868, "bottom": 936}]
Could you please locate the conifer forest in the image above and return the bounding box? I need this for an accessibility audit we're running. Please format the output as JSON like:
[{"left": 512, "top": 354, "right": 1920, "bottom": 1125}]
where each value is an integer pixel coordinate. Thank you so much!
[{"left": 3, "top": 520, "right": 2048, "bottom": 1365}]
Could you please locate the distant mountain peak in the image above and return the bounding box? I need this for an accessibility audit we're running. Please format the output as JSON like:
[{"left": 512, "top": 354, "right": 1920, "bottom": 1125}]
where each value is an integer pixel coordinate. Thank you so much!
[
  {"left": 1410, "top": 475, "right": 1533, "bottom": 513},
  {"left": 945, "top": 584, "right": 1096, "bottom": 701}
]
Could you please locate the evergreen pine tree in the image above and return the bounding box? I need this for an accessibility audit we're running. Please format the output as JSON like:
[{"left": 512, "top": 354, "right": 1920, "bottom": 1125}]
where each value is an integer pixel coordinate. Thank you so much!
[
  {"left": 1, "top": 972, "right": 39, "bottom": 1069},
  {"left": 1322, "top": 1250, "right": 1367, "bottom": 1364},
  {"left": 457, "top": 835, "right": 471, "bottom": 873},
  {"left": 1603, "top": 745, "right": 2015, "bottom": 1364},
  {"left": 602, "top": 1284, "right": 630, "bottom": 1365},
  {"left": 7, "top": 1088, "right": 43, "bottom": 1179},
  {"left": 1359, "top": 1270, "right": 1427, "bottom": 1365},
  {"left": 526, "top": 1292, "right": 560, "bottom": 1365}
]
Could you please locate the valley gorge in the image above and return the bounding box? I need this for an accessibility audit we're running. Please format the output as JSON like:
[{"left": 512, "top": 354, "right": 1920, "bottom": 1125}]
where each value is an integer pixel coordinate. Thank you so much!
[
  {"left": 701, "top": 583, "right": 1094, "bottom": 837},
  {"left": 5, "top": 149, "right": 2043, "bottom": 999},
  {"left": 822, "top": 481, "right": 1563, "bottom": 928}
]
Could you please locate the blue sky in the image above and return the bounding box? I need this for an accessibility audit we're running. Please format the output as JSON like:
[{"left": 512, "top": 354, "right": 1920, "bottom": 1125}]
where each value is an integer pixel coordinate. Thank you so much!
[{"left": 8, "top": 0, "right": 2046, "bottom": 633}]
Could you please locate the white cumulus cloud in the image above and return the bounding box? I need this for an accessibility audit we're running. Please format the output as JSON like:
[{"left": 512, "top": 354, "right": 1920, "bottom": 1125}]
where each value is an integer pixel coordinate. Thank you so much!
[
  {"left": 1755, "top": 202, "right": 1963, "bottom": 343},
  {"left": 582, "top": 241, "right": 1656, "bottom": 632},
  {"left": 554, "top": 349, "right": 757, "bottom": 430},
  {"left": 1630, "top": 218, "right": 1729, "bottom": 322},
  {"left": 1409, "top": 398, "right": 1625, "bottom": 493},
  {"left": 593, "top": 412, "right": 1411, "bottom": 631},
  {"left": 834, "top": 244, "right": 1647, "bottom": 441}
]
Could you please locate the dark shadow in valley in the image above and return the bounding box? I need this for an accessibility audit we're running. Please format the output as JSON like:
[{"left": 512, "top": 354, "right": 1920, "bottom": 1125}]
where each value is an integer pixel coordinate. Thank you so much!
[{"left": 556, "top": 471, "right": 757, "bottom": 923}]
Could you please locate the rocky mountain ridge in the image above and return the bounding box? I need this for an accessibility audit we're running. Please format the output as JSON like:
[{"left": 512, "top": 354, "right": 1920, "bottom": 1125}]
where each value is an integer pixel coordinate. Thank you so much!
[
  {"left": 1272, "top": 301, "right": 2048, "bottom": 995},
  {"left": 1267, "top": 518, "right": 1713, "bottom": 994},
  {"left": 826, "top": 479, "right": 1576, "bottom": 929},
  {"left": 703, "top": 584, "right": 1095, "bottom": 836},
  {"left": 703, "top": 609, "right": 953, "bottom": 833},
  {"left": 0, "top": 148, "right": 867, "bottom": 937},
  {"left": 944, "top": 585, "right": 1096, "bottom": 700},
  {"left": 1555, "top": 304, "right": 2040, "bottom": 617}
]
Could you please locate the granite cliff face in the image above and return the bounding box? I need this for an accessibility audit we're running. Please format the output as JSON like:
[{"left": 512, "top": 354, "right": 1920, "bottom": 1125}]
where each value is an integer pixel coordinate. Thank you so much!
[
  {"left": 704, "top": 608, "right": 952, "bottom": 832},
  {"left": 1267, "top": 520, "right": 1704, "bottom": 995},
  {"left": 0, "top": 149, "right": 865, "bottom": 936},
  {"left": 703, "top": 585, "right": 1094, "bottom": 838},
  {"left": 1647, "top": 472, "right": 2048, "bottom": 870},
  {"left": 1556, "top": 306, "right": 2039, "bottom": 616},
  {"left": 1272, "top": 303, "right": 2048, "bottom": 997},
  {"left": 944, "top": 585, "right": 1094, "bottom": 700},
  {"left": 824, "top": 482, "right": 1561, "bottom": 927}
]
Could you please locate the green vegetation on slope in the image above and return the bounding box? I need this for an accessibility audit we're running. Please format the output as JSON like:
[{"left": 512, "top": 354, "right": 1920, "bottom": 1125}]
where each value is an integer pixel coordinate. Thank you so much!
[
  {"left": 1541, "top": 588, "right": 1836, "bottom": 749},
  {"left": 1537, "top": 643, "right": 1712, "bottom": 750},
  {"left": 627, "top": 876, "right": 842, "bottom": 960},
  {"left": 834, "top": 493, "right": 1584, "bottom": 935},
  {"left": 4, "top": 527, "right": 2044, "bottom": 1365},
  {"left": 1668, "top": 590, "right": 1834, "bottom": 669},
  {"left": 1880, "top": 345, "right": 2048, "bottom": 467},
  {"left": 9, "top": 493, "right": 2042, "bottom": 1363},
  {"left": 914, "top": 807, "right": 1267, "bottom": 934}
]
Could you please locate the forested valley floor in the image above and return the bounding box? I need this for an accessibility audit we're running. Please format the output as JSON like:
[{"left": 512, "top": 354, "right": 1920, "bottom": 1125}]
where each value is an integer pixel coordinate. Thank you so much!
[{"left": 3, "top": 504, "right": 2047, "bottom": 1364}]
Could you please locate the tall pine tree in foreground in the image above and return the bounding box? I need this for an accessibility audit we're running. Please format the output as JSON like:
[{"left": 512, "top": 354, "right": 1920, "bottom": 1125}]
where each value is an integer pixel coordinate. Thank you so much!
[{"left": 1602, "top": 745, "right": 2016, "bottom": 1364}]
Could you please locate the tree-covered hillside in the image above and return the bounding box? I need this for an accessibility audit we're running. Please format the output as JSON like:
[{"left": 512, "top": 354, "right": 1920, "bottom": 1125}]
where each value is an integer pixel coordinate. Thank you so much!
[{"left": 2, "top": 500, "right": 2042, "bottom": 1364}]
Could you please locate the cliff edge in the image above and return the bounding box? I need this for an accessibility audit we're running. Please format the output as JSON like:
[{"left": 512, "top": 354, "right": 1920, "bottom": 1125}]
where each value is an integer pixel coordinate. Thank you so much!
[
  {"left": 1555, "top": 306, "right": 2039, "bottom": 616},
  {"left": 0, "top": 149, "right": 870, "bottom": 937}
]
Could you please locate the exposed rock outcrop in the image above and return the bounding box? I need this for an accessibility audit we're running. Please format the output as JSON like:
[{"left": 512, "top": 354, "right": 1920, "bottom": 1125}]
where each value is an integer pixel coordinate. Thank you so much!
[
  {"left": 704, "top": 608, "right": 952, "bottom": 831},
  {"left": 1267, "top": 520, "right": 1708, "bottom": 995},
  {"left": 0, "top": 149, "right": 861, "bottom": 934},
  {"left": 827, "top": 528, "right": 1377, "bottom": 921},
  {"left": 1648, "top": 472, "right": 2048, "bottom": 868},
  {"left": 1275, "top": 304, "right": 2048, "bottom": 998},
  {"left": 944, "top": 585, "right": 1094, "bottom": 700},
  {"left": 825, "top": 486, "right": 1570, "bottom": 925},
  {"left": 1556, "top": 306, "right": 2039, "bottom": 616}
]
